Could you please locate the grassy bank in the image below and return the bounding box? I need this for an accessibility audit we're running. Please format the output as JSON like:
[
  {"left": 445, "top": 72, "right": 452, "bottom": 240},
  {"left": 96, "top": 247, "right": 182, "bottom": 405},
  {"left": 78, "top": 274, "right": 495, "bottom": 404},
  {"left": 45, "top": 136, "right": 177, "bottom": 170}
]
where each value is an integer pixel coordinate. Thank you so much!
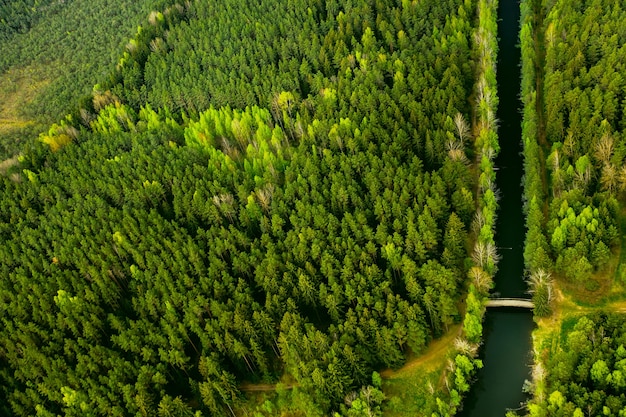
[{"left": 382, "top": 325, "right": 463, "bottom": 416}]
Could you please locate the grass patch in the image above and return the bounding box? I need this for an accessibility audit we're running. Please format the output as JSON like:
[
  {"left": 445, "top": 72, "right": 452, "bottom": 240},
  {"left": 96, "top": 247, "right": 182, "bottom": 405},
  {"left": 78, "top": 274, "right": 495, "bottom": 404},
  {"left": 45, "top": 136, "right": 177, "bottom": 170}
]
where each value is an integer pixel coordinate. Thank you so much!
[
  {"left": 381, "top": 324, "right": 461, "bottom": 417},
  {"left": 611, "top": 206, "right": 626, "bottom": 295},
  {"left": 553, "top": 250, "right": 625, "bottom": 307},
  {"left": 0, "top": 64, "right": 50, "bottom": 158},
  {"left": 0, "top": 65, "right": 50, "bottom": 124},
  {"left": 556, "top": 274, "right": 612, "bottom": 306}
]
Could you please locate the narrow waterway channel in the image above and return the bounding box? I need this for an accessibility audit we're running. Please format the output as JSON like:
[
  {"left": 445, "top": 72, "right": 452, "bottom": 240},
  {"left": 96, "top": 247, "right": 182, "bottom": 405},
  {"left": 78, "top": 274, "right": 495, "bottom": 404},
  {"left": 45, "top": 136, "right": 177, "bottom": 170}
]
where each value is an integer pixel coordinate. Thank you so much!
[{"left": 459, "top": 0, "right": 535, "bottom": 415}]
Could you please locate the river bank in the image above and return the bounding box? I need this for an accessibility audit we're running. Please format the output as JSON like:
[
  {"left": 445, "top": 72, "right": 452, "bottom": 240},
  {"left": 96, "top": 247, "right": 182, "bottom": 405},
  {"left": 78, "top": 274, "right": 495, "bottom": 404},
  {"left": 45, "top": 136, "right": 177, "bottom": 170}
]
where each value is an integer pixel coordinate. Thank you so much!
[{"left": 459, "top": 0, "right": 536, "bottom": 415}]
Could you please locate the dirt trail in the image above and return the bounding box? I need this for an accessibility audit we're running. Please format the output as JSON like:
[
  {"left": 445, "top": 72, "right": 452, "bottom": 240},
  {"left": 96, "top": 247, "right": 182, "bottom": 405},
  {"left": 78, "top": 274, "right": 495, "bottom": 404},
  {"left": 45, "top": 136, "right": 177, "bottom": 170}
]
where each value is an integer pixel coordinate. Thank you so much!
[
  {"left": 381, "top": 325, "right": 462, "bottom": 379},
  {"left": 239, "top": 325, "right": 463, "bottom": 392},
  {"left": 239, "top": 383, "right": 296, "bottom": 392}
]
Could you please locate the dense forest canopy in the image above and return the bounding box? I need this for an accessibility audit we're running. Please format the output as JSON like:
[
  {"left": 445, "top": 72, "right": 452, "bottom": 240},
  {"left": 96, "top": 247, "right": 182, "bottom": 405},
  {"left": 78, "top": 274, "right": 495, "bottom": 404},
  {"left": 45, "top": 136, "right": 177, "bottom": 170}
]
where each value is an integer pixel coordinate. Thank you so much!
[
  {"left": 542, "top": 0, "right": 626, "bottom": 284},
  {"left": 520, "top": 0, "right": 626, "bottom": 415},
  {"left": 0, "top": 0, "right": 57, "bottom": 40},
  {"left": 522, "top": 0, "right": 626, "bottom": 314},
  {"left": 527, "top": 313, "right": 626, "bottom": 417},
  {"left": 0, "top": 0, "right": 170, "bottom": 159},
  {"left": 0, "top": 0, "right": 491, "bottom": 415}
]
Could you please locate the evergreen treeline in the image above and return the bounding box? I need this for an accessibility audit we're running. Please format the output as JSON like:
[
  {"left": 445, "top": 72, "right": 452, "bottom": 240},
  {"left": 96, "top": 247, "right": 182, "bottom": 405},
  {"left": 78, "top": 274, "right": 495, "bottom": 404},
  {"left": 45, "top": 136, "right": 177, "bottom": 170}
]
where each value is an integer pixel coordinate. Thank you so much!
[
  {"left": 434, "top": 0, "right": 500, "bottom": 414},
  {"left": 526, "top": 313, "right": 626, "bottom": 417},
  {"left": 0, "top": 0, "right": 486, "bottom": 415},
  {"left": 520, "top": 0, "right": 626, "bottom": 415},
  {"left": 100, "top": 0, "right": 476, "bottom": 170},
  {"left": 520, "top": 0, "right": 553, "bottom": 316},
  {"left": 541, "top": 0, "right": 625, "bottom": 284},
  {"left": 522, "top": 0, "right": 626, "bottom": 315}
]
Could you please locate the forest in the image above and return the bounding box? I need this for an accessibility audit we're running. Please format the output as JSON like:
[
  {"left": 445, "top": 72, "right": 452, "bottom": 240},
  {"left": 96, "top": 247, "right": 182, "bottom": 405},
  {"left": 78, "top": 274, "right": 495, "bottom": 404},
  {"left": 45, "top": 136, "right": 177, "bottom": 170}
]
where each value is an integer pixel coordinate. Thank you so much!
[
  {"left": 0, "top": 0, "right": 170, "bottom": 159},
  {"left": 523, "top": 0, "right": 626, "bottom": 301},
  {"left": 0, "top": 0, "right": 499, "bottom": 416},
  {"left": 525, "top": 313, "right": 626, "bottom": 417},
  {"left": 519, "top": 0, "right": 626, "bottom": 415},
  {"left": 542, "top": 0, "right": 626, "bottom": 283}
]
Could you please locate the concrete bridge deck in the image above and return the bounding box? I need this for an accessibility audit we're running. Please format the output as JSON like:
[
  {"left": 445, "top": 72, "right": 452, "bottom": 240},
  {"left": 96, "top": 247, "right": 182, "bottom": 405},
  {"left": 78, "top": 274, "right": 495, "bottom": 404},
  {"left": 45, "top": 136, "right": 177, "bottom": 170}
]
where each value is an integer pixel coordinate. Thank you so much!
[{"left": 485, "top": 298, "right": 534, "bottom": 309}]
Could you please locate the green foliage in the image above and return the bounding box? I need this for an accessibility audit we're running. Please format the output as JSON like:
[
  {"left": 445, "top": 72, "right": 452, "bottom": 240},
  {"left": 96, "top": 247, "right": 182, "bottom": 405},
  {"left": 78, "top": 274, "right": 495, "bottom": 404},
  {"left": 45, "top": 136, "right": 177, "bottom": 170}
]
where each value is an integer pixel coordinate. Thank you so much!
[
  {"left": 463, "top": 287, "right": 484, "bottom": 343},
  {"left": 547, "top": 191, "right": 619, "bottom": 280},
  {"left": 528, "top": 269, "right": 554, "bottom": 317},
  {"left": 454, "top": 354, "right": 482, "bottom": 394},
  {"left": 0, "top": 0, "right": 172, "bottom": 158},
  {"left": 529, "top": 313, "right": 626, "bottom": 416},
  {"left": 537, "top": 0, "right": 626, "bottom": 283},
  {"left": 0, "top": 0, "right": 485, "bottom": 415},
  {"left": 339, "top": 374, "right": 385, "bottom": 417},
  {"left": 428, "top": 0, "right": 497, "bottom": 412},
  {"left": 520, "top": 0, "right": 553, "bottom": 308},
  {"left": 0, "top": 0, "right": 57, "bottom": 40}
]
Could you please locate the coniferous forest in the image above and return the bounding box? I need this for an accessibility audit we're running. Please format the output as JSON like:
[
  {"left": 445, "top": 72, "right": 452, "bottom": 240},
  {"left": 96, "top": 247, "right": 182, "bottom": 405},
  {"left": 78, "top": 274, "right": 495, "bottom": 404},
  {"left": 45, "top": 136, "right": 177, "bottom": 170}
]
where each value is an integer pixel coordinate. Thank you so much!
[
  {"left": 519, "top": 0, "right": 626, "bottom": 415},
  {"left": 525, "top": 313, "right": 626, "bottom": 417},
  {"left": 542, "top": 0, "right": 626, "bottom": 284},
  {"left": 0, "top": 0, "right": 170, "bottom": 158},
  {"left": 0, "top": 0, "right": 499, "bottom": 416},
  {"left": 523, "top": 0, "right": 626, "bottom": 302}
]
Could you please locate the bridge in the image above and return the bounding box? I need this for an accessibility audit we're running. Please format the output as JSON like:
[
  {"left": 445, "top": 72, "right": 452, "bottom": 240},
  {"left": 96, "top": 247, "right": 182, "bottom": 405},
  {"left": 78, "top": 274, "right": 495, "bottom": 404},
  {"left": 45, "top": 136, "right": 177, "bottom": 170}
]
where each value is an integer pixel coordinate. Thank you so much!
[{"left": 486, "top": 298, "right": 534, "bottom": 309}]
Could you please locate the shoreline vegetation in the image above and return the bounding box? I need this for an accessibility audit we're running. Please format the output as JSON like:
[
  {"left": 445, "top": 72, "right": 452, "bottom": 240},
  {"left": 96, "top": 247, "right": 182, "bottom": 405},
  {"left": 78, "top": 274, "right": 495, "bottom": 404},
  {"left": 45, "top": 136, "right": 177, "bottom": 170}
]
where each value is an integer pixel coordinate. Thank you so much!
[
  {"left": 519, "top": 0, "right": 626, "bottom": 416},
  {"left": 426, "top": 0, "right": 501, "bottom": 412},
  {"left": 381, "top": 0, "right": 502, "bottom": 414}
]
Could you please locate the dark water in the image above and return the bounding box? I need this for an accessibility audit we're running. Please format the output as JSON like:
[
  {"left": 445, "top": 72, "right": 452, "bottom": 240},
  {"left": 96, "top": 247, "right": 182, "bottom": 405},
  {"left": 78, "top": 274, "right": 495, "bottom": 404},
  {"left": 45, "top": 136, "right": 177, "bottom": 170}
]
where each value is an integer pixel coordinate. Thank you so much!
[
  {"left": 459, "top": 310, "right": 535, "bottom": 417},
  {"left": 459, "top": 0, "right": 535, "bottom": 416},
  {"left": 492, "top": 0, "right": 526, "bottom": 300}
]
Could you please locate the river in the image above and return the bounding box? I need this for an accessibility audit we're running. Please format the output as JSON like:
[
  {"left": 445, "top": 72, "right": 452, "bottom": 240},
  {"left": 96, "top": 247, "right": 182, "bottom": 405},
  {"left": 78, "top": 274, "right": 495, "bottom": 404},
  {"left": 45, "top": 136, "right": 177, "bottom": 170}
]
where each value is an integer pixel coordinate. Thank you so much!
[{"left": 458, "top": 0, "right": 535, "bottom": 416}]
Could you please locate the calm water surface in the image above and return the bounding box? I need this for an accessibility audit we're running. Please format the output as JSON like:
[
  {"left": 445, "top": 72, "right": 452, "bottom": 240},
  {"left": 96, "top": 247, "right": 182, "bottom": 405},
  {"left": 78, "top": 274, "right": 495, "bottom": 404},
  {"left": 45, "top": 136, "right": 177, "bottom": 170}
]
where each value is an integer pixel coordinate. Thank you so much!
[{"left": 459, "top": 0, "right": 535, "bottom": 415}]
